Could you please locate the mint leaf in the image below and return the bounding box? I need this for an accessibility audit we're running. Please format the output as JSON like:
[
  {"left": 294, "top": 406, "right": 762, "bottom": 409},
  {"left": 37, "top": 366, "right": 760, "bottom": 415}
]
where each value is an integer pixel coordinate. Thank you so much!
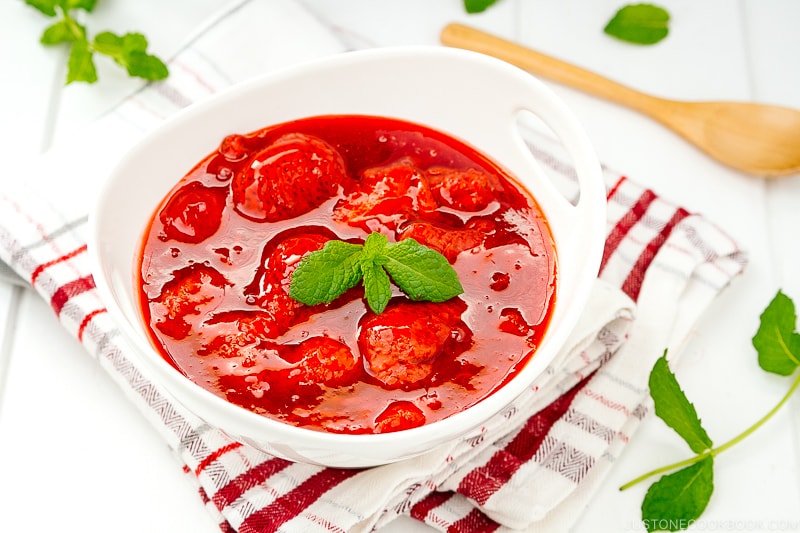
[
  {"left": 463, "top": 0, "right": 499, "bottom": 14},
  {"left": 362, "top": 231, "right": 388, "bottom": 259},
  {"left": 604, "top": 4, "right": 670, "bottom": 45},
  {"left": 121, "top": 32, "right": 149, "bottom": 54},
  {"left": 92, "top": 31, "right": 125, "bottom": 60},
  {"left": 383, "top": 238, "right": 463, "bottom": 302},
  {"left": 641, "top": 457, "right": 714, "bottom": 532},
  {"left": 64, "top": 0, "right": 98, "bottom": 12},
  {"left": 41, "top": 19, "right": 79, "bottom": 45},
  {"left": 124, "top": 51, "right": 169, "bottom": 81},
  {"left": 25, "top": 0, "right": 58, "bottom": 17},
  {"left": 753, "top": 290, "right": 800, "bottom": 376},
  {"left": 649, "top": 354, "right": 713, "bottom": 454},
  {"left": 362, "top": 260, "right": 392, "bottom": 314},
  {"left": 289, "top": 240, "right": 363, "bottom": 306},
  {"left": 360, "top": 233, "right": 392, "bottom": 313},
  {"left": 288, "top": 232, "right": 463, "bottom": 313},
  {"left": 66, "top": 38, "right": 97, "bottom": 84}
]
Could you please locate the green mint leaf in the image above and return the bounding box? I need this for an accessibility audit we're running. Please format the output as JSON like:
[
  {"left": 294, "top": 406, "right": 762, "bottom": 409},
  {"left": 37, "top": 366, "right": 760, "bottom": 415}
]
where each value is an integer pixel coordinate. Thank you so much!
[
  {"left": 121, "top": 32, "right": 149, "bottom": 53},
  {"left": 360, "top": 233, "right": 392, "bottom": 313},
  {"left": 649, "top": 354, "right": 713, "bottom": 454},
  {"left": 289, "top": 240, "right": 363, "bottom": 306},
  {"left": 604, "top": 4, "right": 670, "bottom": 45},
  {"left": 641, "top": 457, "right": 714, "bottom": 532},
  {"left": 92, "top": 31, "right": 124, "bottom": 61},
  {"left": 383, "top": 238, "right": 463, "bottom": 302},
  {"left": 362, "top": 260, "right": 392, "bottom": 314},
  {"left": 752, "top": 290, "right": 800, "bottom": 376},
  {"left": 66, "top": 38, "right": 97, "bottom": 84},
  {"left": 463, "top": 0, "right": 499, "bottom": 14},
  {"left": 362, "top": 231, "right": 388, "bottom": 259},
  {"left": 63, "top": 0, "right": 98, "bottom": 12},
  {"left": 124, "top": 51, "right": 170, "bottom": 81},
  {"left": 40, "top": 19, "right": 78, "bottom": 45},
  {"left": 25, "top": 0, "right": 58, "bottom": 17}
]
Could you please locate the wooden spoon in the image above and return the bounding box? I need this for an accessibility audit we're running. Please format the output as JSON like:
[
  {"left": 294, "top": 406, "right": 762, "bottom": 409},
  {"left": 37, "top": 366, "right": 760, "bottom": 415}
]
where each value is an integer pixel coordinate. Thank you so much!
[{"left": 440, "top": 23, "right": 800, "bottom": 177}]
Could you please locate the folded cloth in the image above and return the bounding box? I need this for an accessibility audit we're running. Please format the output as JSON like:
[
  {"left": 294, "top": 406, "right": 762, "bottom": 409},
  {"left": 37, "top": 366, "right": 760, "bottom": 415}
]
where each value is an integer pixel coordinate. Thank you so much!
[{"left": 0, "top": 1, "right": 747, "bottom": 532}]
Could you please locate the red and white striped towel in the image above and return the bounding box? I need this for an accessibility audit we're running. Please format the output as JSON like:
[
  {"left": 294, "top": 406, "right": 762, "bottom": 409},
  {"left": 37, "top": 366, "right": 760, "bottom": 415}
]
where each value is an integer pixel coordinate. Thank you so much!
[{"left": 0, "top": 2, "right": 746, "bottom": 532}]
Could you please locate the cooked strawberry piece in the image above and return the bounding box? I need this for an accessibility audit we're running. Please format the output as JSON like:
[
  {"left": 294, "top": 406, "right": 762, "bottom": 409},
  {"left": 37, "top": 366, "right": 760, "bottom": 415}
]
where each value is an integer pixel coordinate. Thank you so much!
[
  {"left": 244, "top": 229, "right": 337, "bottom": 331},
  {"left": 158, "top": 181, "right": 228, "bottom": 243},
  {"left": 243, "top": 228, "right": 363, "bottom": 337},
  {"left": 202, "top": 310, "right": 286, "bottom": 352},
  {"left": 152, "top": 263, "right": 228, "bottom": 339},
  {"left": 358, "top": 300, "right": 469, "bottom": 389},
  {"left": 426, "top": 166, "right": 501, "bottom": 211},
  {"left": 334, "top": 157, "right": 438, "bottom": 231},
  {"left": 262, "top": 230, "right": 334, "bottom": 292},
  {"left": 398, "top": 219, "right": 494, "bottom": 262},
  {"left": 374, "top": 401, "right": 426, "bottom": 433},
  {"left": 231, "top": 133, "right": 350, "bottom": 222},
  {"left": 217, "top": 133, "right": 249, "bottom": 162},
  {"left": 286, "top": 336, "right": 360, "bottom": 387},
  {"left": 199, "top": 331, "right": 264, "bottom": 367},
  {"left": 257, "top": 290, "right": 308, "bottom": 336},
  {"left": 251, "top": 231, "right": 331, "bottom": 295}
]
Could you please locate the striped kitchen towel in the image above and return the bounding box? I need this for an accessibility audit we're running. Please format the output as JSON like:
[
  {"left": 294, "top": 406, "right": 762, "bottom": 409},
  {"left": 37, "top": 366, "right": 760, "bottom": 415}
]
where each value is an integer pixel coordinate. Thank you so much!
[{"left": 0, "top": 1, "right": 746, "bottom": 532}]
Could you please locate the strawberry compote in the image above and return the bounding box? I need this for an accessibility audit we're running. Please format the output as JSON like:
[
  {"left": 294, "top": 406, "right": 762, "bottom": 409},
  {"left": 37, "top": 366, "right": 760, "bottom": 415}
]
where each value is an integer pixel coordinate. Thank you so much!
[{"left": 138, "top": 115, "right": 557, "bottom": 434}]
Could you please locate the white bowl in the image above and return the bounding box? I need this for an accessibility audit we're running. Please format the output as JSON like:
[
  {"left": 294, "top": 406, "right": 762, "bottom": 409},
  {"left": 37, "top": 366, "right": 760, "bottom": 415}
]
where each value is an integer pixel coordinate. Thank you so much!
[{"left": 88, "top": 47, "right": 605, "bottom": 468}]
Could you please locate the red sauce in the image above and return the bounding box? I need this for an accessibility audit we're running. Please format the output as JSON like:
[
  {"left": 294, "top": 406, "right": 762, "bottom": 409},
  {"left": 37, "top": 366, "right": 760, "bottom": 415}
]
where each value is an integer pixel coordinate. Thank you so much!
[{"left": 138, "top": 115, "right": 557, "bottom": 434}]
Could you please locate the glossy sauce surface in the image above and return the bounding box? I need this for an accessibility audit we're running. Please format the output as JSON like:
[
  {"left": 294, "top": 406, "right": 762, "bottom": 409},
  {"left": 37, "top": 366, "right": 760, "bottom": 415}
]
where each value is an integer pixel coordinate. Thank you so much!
[{"left": 138, "top": 115, "right": 557, "bottom": 434}]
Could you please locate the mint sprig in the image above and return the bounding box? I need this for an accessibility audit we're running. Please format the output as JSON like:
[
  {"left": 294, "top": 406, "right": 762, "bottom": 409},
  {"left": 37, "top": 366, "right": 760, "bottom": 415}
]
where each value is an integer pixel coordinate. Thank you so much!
[
  {"left": 289, "top": 232, "right": 463, "bottom": 314},
  {"left": 621, "top": 290, "right": 800, "bottom": 532},
  {"left": 25, "top": 0, "right": 169, "bottom": 84}
]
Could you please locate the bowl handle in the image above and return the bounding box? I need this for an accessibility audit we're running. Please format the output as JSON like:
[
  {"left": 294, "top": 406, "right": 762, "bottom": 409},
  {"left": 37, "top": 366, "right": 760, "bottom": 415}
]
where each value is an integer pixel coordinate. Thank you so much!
[
  {"left": 513, "top": 85, "right": 605, "bottom": 266},
  {"left": 502, "top": 72, "right": 607, "bottom": 325}
]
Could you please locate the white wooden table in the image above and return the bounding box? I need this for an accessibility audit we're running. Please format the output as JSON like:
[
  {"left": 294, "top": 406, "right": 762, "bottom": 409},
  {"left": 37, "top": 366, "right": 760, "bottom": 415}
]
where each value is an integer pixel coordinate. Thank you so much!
[{"left": 1, "top": 1, "right": 799, "bottom": 531}]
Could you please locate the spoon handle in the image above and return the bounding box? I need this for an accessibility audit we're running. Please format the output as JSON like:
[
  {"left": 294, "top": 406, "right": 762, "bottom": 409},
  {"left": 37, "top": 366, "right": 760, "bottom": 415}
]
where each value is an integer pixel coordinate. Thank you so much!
[
  {"left": 440, "top": 23, "right": 667, "bottom": 118},
  {"left": 441, "top": 23, "right": 800, "bottom": 178}
]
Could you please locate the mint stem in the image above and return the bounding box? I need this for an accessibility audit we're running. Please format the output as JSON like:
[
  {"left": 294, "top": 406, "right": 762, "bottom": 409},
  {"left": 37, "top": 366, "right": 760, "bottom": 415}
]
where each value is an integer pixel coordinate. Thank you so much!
[
  {"left": 620, "top": 369, "right": 800, "bottom": 491},
  {"left": 57, "top": 7, "right": 84, "bottom": 41}
]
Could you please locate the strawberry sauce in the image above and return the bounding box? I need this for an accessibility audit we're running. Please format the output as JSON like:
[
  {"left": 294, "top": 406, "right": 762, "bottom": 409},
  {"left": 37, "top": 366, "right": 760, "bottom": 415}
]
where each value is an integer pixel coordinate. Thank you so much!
[{"left": 138, "top": 115, "right": 556, "bottom": 434}]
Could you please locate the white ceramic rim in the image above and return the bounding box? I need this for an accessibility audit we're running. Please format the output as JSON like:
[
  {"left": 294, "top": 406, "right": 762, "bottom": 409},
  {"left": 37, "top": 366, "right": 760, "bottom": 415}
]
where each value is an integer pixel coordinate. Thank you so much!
[{"left": 88, "top": 46, "right": 606, "bottom": 466}]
